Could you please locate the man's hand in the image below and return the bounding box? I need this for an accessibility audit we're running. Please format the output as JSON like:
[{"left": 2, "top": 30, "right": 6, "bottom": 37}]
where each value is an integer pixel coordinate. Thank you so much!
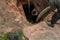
[{"left": 53, "top": 9, "right": 58, "bottom": 13}]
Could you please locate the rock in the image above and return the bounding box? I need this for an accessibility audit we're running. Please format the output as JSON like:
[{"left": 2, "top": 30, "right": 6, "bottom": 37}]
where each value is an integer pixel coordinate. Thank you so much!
[{"left": 23, "top": 21, "right": 60, "bottom": 40}]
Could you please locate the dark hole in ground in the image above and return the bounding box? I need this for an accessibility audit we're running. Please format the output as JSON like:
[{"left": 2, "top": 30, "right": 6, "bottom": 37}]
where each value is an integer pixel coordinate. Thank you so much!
[{"left": 22, "top": 3, "right": 38, "bottom": 24}]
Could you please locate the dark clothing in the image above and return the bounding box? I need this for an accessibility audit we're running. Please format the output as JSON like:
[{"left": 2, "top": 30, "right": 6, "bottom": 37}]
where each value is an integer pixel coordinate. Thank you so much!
[
  {"left": 51, "top": 11, "right": 60, "bottom": 25},
  {"left": 49, "top": 0, "right": 60, "bottom": 27},
  {"left": 49, "top": 0, "right": 60, "bottom": 11}
]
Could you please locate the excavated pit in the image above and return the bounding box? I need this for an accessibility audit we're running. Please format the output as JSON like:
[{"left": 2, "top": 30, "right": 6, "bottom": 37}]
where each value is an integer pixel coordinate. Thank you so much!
[{"left": 22, "top": 3, "right": 37, "bottom": 24}]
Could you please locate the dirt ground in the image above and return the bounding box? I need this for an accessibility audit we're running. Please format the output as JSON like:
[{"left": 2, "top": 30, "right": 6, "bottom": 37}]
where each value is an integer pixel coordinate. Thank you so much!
[{"left": 0, "top": 0, "right": 60, "bottom": 40}]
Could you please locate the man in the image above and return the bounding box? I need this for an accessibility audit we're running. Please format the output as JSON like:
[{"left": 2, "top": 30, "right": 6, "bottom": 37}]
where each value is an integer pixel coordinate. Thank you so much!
[
  {"left": 36, "top": 0, "right": 60, "bottom": 27},
  {"left": 48, "top": 0, "right": 60, "bottom": 27}
]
